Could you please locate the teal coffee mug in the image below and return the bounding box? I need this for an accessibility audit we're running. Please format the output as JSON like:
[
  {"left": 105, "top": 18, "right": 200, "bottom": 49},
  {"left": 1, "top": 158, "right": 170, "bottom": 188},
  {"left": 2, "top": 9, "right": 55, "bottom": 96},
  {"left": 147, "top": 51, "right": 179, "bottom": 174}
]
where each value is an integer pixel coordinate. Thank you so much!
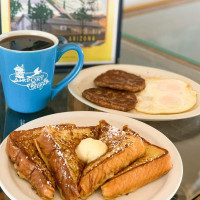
[{"left": 0, "top": 30, "right": 84, "bottom": 113}]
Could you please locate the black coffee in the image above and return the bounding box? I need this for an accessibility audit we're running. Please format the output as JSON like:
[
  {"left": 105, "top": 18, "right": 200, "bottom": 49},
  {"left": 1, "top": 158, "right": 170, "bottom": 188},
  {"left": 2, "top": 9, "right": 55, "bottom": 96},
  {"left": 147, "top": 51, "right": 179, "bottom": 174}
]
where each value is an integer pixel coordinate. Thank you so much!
[{"left": 0, "top": 35, "right": 54, "bottom": 51}]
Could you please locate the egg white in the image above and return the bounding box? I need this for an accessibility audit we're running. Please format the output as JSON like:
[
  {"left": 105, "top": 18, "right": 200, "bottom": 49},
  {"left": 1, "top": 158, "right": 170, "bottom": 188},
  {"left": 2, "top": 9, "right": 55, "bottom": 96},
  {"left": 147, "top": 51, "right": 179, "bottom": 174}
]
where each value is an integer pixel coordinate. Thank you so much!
[{"left": 135, "top": 78, "right": 197, "bottom": 114}]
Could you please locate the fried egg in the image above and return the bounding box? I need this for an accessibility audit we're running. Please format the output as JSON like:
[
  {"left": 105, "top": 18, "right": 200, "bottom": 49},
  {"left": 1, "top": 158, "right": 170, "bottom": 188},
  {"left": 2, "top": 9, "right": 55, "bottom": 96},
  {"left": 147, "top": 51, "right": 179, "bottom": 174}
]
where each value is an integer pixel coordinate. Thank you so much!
[{"left": 135, "top": 78, "right": 197, "bottom": 114}]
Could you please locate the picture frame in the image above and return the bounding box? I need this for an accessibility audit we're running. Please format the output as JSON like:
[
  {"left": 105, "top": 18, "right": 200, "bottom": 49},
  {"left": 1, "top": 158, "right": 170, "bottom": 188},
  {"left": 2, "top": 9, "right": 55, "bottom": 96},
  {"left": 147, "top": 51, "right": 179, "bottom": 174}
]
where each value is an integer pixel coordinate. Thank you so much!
[{"left": 0, "top": 0, "right": 122, "bottom": 67}]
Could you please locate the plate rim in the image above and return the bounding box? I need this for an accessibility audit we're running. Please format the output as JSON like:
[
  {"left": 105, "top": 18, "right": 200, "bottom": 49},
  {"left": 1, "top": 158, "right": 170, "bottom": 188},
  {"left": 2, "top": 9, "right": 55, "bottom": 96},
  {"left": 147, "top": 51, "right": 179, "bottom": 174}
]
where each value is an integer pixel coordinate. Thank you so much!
[
  {"left": 68, "top": 64, "right": 200, "bottom": 121},
  {"left": 0, "top": 111, "right": 183, "bottom": 200}
]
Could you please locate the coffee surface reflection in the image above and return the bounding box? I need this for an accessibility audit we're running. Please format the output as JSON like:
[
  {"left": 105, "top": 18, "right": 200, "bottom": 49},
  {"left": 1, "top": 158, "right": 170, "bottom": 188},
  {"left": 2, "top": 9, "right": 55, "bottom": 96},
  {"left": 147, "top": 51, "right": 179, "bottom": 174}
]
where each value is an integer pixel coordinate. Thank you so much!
[{"left": 0, "top": 35, "right": 54, "bottom": 51}]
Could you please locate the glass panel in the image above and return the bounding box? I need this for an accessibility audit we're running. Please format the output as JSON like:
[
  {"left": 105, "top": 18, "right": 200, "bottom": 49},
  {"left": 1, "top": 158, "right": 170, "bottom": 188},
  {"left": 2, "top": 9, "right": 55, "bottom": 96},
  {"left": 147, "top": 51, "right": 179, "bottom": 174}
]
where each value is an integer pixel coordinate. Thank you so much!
[{"left": 122, "top": 1, "right": 200, "bottom": 66}]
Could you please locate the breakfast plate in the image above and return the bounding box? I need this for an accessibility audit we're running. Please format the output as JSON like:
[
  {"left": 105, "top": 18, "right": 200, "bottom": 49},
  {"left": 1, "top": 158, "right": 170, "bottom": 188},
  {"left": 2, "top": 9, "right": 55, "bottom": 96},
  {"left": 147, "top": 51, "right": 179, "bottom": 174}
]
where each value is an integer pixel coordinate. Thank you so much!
[
  {"left": 68, "top": 64, "right": 200, "bottom": 121},
  {"left": 0, "top": 111, "right": 182, "bottom": 200}
]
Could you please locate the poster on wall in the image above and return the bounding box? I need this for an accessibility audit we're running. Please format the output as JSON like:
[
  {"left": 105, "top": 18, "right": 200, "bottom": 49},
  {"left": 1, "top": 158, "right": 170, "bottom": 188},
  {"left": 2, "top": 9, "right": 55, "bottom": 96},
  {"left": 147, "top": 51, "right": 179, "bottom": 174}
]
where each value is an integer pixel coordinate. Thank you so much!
[{"left": 0, "top": 0, "right": 122, "bottom": 66}]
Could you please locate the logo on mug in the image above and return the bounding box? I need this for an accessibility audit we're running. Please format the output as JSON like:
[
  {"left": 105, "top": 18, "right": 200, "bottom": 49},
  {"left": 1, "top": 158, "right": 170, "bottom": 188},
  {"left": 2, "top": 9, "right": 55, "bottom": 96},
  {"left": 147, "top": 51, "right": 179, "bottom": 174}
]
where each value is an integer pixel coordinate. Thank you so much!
[{"left": 9, "top": 64, "right": 49, "bottom": 90}]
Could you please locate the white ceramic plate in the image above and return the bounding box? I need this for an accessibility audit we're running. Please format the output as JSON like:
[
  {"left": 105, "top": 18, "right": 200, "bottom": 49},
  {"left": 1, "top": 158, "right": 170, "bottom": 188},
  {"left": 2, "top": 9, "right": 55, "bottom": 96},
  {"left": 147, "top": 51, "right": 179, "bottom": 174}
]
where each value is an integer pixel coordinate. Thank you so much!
[
  {"left": 68, "top": 64, "right": 200, "bottom": 121},
  {"left": 0, "top": 111, "right": 182, "bottom": 200}
]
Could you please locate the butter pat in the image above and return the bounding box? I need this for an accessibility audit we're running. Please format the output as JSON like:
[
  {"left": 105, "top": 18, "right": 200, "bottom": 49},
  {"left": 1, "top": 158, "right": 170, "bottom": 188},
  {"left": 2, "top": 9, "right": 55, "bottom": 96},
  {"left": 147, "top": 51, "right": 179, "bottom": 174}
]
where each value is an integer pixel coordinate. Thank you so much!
[{"left": 76, "top": 138, "right": 108, "bottom": 163}]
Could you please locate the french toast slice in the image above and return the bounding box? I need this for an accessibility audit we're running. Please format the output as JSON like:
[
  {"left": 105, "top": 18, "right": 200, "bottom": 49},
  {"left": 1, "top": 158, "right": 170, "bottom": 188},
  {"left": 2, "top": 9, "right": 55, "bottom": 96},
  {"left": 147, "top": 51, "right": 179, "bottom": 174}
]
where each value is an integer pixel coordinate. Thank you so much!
[
  {"left": 6, "top": 124, "right": 76, "bottom": 200},
  {"left": 6, "top": 127, "right": 56, "bottom": 200},
  {"left": 101, "top": 126, "right": 172, "bottom": 200},
  {"left": 79, "top": 120, "right": 145, "bottom": 199},
  {"left": 35, "top": 124, "right": 100, "bottom": 200}
]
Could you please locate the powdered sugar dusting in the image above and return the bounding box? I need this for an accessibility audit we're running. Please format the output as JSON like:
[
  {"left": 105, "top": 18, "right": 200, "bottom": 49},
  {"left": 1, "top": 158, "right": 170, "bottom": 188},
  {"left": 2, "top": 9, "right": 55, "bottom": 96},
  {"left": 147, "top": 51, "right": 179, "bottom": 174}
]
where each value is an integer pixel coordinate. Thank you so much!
[
  {"left": 100, "top": 124, "right": 135, "bottom": 152},
  {"left": 42, "top": 126, "right": 73, "bottom": 181}
]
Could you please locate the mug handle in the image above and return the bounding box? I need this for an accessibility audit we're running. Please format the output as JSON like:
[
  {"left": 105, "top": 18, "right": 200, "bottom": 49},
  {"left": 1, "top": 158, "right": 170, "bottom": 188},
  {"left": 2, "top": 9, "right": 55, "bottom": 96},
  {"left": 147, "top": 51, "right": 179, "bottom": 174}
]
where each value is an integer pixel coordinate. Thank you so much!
[{"left": 51, "top": 43, "right": 84, "bottom": 99}]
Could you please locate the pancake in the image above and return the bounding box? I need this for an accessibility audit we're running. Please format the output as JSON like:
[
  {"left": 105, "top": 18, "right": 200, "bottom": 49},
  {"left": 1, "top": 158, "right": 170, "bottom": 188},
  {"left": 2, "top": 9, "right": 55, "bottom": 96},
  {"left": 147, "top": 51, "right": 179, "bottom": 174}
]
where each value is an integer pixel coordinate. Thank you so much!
[
  {"left": 82, "top": 88, "right": 137, "bottom": 111},
  {"left": 94, "top": 70, "right": 145, "bottom": 92}
]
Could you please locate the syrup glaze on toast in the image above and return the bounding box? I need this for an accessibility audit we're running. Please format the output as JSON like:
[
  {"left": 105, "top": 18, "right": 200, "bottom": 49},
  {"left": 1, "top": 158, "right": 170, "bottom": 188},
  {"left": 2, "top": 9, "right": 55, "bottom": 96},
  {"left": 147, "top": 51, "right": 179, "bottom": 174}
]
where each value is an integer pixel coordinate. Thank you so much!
[
  {"left": 79, "top": 120, "right": 145, "bottom": 199},
  {"left": 35, "top": 125, "right": 99, "bottom": 200}
]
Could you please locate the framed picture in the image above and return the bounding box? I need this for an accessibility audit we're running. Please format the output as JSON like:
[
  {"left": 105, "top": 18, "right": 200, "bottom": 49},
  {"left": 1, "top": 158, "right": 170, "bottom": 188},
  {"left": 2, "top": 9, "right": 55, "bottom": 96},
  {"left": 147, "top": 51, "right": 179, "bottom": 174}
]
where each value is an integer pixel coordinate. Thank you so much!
[{"left": 0, "top": 0, "right": 122, "bottom": 66}]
